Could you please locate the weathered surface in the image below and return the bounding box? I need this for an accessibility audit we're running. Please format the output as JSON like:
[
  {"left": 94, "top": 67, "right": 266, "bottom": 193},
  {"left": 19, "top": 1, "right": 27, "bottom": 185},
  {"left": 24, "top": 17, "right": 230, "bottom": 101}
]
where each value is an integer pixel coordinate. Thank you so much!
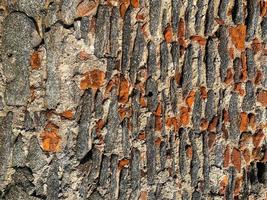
[{"left": 0, "top": 1, "right": 266, "bottom": 200}]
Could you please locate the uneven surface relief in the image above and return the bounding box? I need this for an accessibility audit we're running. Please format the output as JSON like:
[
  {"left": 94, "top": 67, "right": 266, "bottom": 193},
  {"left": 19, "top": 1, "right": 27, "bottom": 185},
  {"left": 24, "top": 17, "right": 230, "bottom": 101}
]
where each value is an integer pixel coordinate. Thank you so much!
[{"left": 0, "top": 0, "right": 266, "bottom": 199}]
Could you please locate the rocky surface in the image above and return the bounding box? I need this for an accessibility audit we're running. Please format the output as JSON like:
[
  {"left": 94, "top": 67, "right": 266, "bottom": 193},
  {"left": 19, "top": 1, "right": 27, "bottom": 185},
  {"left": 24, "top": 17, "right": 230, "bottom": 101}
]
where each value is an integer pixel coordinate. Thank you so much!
[{"left": 0, "top": 0, "right": 266, "bottom": 199}]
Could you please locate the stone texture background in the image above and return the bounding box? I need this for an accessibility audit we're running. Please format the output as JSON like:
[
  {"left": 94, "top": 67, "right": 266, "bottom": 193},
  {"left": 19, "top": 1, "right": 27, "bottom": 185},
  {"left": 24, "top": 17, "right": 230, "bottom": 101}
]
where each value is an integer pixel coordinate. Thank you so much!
[{"left": 0, "top": 0, "right": 266, "bottom": 199}]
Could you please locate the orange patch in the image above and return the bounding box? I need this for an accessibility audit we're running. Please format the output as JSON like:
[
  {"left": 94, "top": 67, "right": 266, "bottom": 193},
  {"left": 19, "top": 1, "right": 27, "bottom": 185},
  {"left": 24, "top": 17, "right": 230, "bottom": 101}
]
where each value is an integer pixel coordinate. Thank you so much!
[
  {"left": 131, "top": 0, "right": 139, "bottom": 8},
  {"left": 240, "top": 112, "right": 248, "bottom": 132},
  {"left": 120, "top": 1, "right": 130, "bottom": 17},
  {"left": 30, "top": 51, "right": 41, "bottom": 70},
  {"left": 234, "top": 83, "right": 245, "bottom": 96},
  {"left": 224, "top": 145, "right": 231, "bottom": 168},
  {"left": 180, "top": 107, "right": 190, "bottom": 126},
  {"left": 229, "top": 25, "right": 246, "bottom": 51},
  {"left": 185, "top": 90, "right": 195, "bottom": 107},
  {"left": 172, "top": 117, "right": 180, "bottom": 132},
  {"left": 80, "top": 69, "right": 105, "bottom": 90},
  {"left": 257, "top": 90, "right": 267, "bottom": 107},
  {"left": 190, "top": 35, "right": 206, "bottom": 46},
  {"left": 118, "top": 106, "right": 127, "bottom": 121},
  {"left": 186, "top": 145, "right": 193, "bottom": 159},
  {"left": 60, "top": 110, "right": 74, "bottom": 120},
  {"left": 139, "top": 96, "right": 147, "bottom": 108},
  {"left": 41, "top": 122, "right": 61, "bottom": 152},
  {"left": 255, "top": 70, "right": 263, "bottom": 85},
  {"left": 118, "top": 159, "right": 130, "bottom": 169},
  {"left": 119, "top": 76, "right": 130, "bottom": 104},
  {"left": 229, "top": 47, "right": 235, "bottom": 60},
  {"left": 219, "top": 175, "right": 228, "bottom": 195},
  {"left": 155, "top": 116, "right": 162, "bottom": 132},
  {"left": 232, "top": 148, "right": 241, "bottom": 172},
  {"left": 164, "top": 24, "right": 173, "bottom": 43},
  {"left": 154, "top": 103, "right": 162, "bottom": 117}
]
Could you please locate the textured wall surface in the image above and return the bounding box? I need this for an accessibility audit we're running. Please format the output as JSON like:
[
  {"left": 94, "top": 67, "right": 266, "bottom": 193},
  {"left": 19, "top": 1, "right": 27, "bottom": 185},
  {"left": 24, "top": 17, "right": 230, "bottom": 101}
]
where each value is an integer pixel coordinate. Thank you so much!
[{"left": 0, "top": 0, "right": 266, "bottom": 199}]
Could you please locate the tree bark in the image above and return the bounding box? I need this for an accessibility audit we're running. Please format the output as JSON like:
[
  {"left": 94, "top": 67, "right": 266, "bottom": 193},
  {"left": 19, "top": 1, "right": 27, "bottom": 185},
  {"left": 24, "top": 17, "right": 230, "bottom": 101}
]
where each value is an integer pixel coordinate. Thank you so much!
[{"left": 0, "top": 0, "right": 266, "bottom": 199}]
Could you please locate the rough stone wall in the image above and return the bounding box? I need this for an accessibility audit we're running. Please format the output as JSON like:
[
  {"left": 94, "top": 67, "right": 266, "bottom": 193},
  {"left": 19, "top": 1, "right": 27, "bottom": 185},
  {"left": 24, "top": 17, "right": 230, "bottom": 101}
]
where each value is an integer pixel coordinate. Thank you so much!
[{"left": 0, "top": 0, "right": 266, "bottom": 199}]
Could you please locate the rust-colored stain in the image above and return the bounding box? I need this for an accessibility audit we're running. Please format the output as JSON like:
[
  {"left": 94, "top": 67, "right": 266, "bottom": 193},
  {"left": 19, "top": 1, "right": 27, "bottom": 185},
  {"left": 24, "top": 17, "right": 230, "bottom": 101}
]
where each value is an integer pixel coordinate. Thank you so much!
[
  {"left": 119, "top": 76, "right": 130, "bottom": 104},
  {"left": 190, "top": 35, "right": 206, "bottom": 46},
  {"left": 257, "top": 90, "right": 267, "bottom": 107},
  {"left": 219, "top": 175, "right": 228, "bottom": 195},
  {"left": 60, "top": 110, "right": 74, "bottom": 120},
  {"left": 200, "top": 118, "right": 208, "bottom": 130},
  {"left": 229, "top": 25, "right": 246, "bottom": 51},
  {"left": 185, "top": 90, "right": 195, "bottom": 107},
  {"left": 224, "top": 68, "right": 234, "bottom": 84},
  {"left": 186, "top": 145, "right": 193, "bottom": 159},
  {"left": 154, "top": 103, "right": 162, "bottom": 117},
  {"left": 231, "top": 147, "right": 241, "bottom": 172},
  {"left": 180, "top": 106, "right": 190, "bottom": 126},
  {"left": 240, "top": 112, "right": 248, "bottom": 132},
  {"left": 118, "top": 159, "right": 129, "bottom": 169},
  {"left": 234, "top": 83, "right": 245, "bottom": 96},
  {"left": 229, "top": 47, "right": 235, "bottom": 60},
  {"left": 131, "top": 0, "right": 139, "bottom": 8},
  {"left": 255, "top": 70, "right": 263, "bottom": 85},
  {"left": 164, "top": 24, "right": 173, "bottom": 43},
  {"left": 155, "top": 116, "right": 162, "bottom": 132},
  {"left": 41, "top": 122, "right": 61, "bottom": 152},
  {"left": 30, "top": 51, "right": 41, "bottom": 70},
  {"left": 80, "top": 69, "right": 105, "bottom": 90},
  {"left": 120, "top": 1, "right": 130, "bottom": 17}
]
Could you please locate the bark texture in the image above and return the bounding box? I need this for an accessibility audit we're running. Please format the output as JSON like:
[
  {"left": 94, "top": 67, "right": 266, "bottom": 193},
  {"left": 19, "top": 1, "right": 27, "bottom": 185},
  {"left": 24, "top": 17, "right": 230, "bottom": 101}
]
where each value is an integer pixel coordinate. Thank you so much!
[{"left": 0, "top": 0, "right": 267, "bottom": 199}]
